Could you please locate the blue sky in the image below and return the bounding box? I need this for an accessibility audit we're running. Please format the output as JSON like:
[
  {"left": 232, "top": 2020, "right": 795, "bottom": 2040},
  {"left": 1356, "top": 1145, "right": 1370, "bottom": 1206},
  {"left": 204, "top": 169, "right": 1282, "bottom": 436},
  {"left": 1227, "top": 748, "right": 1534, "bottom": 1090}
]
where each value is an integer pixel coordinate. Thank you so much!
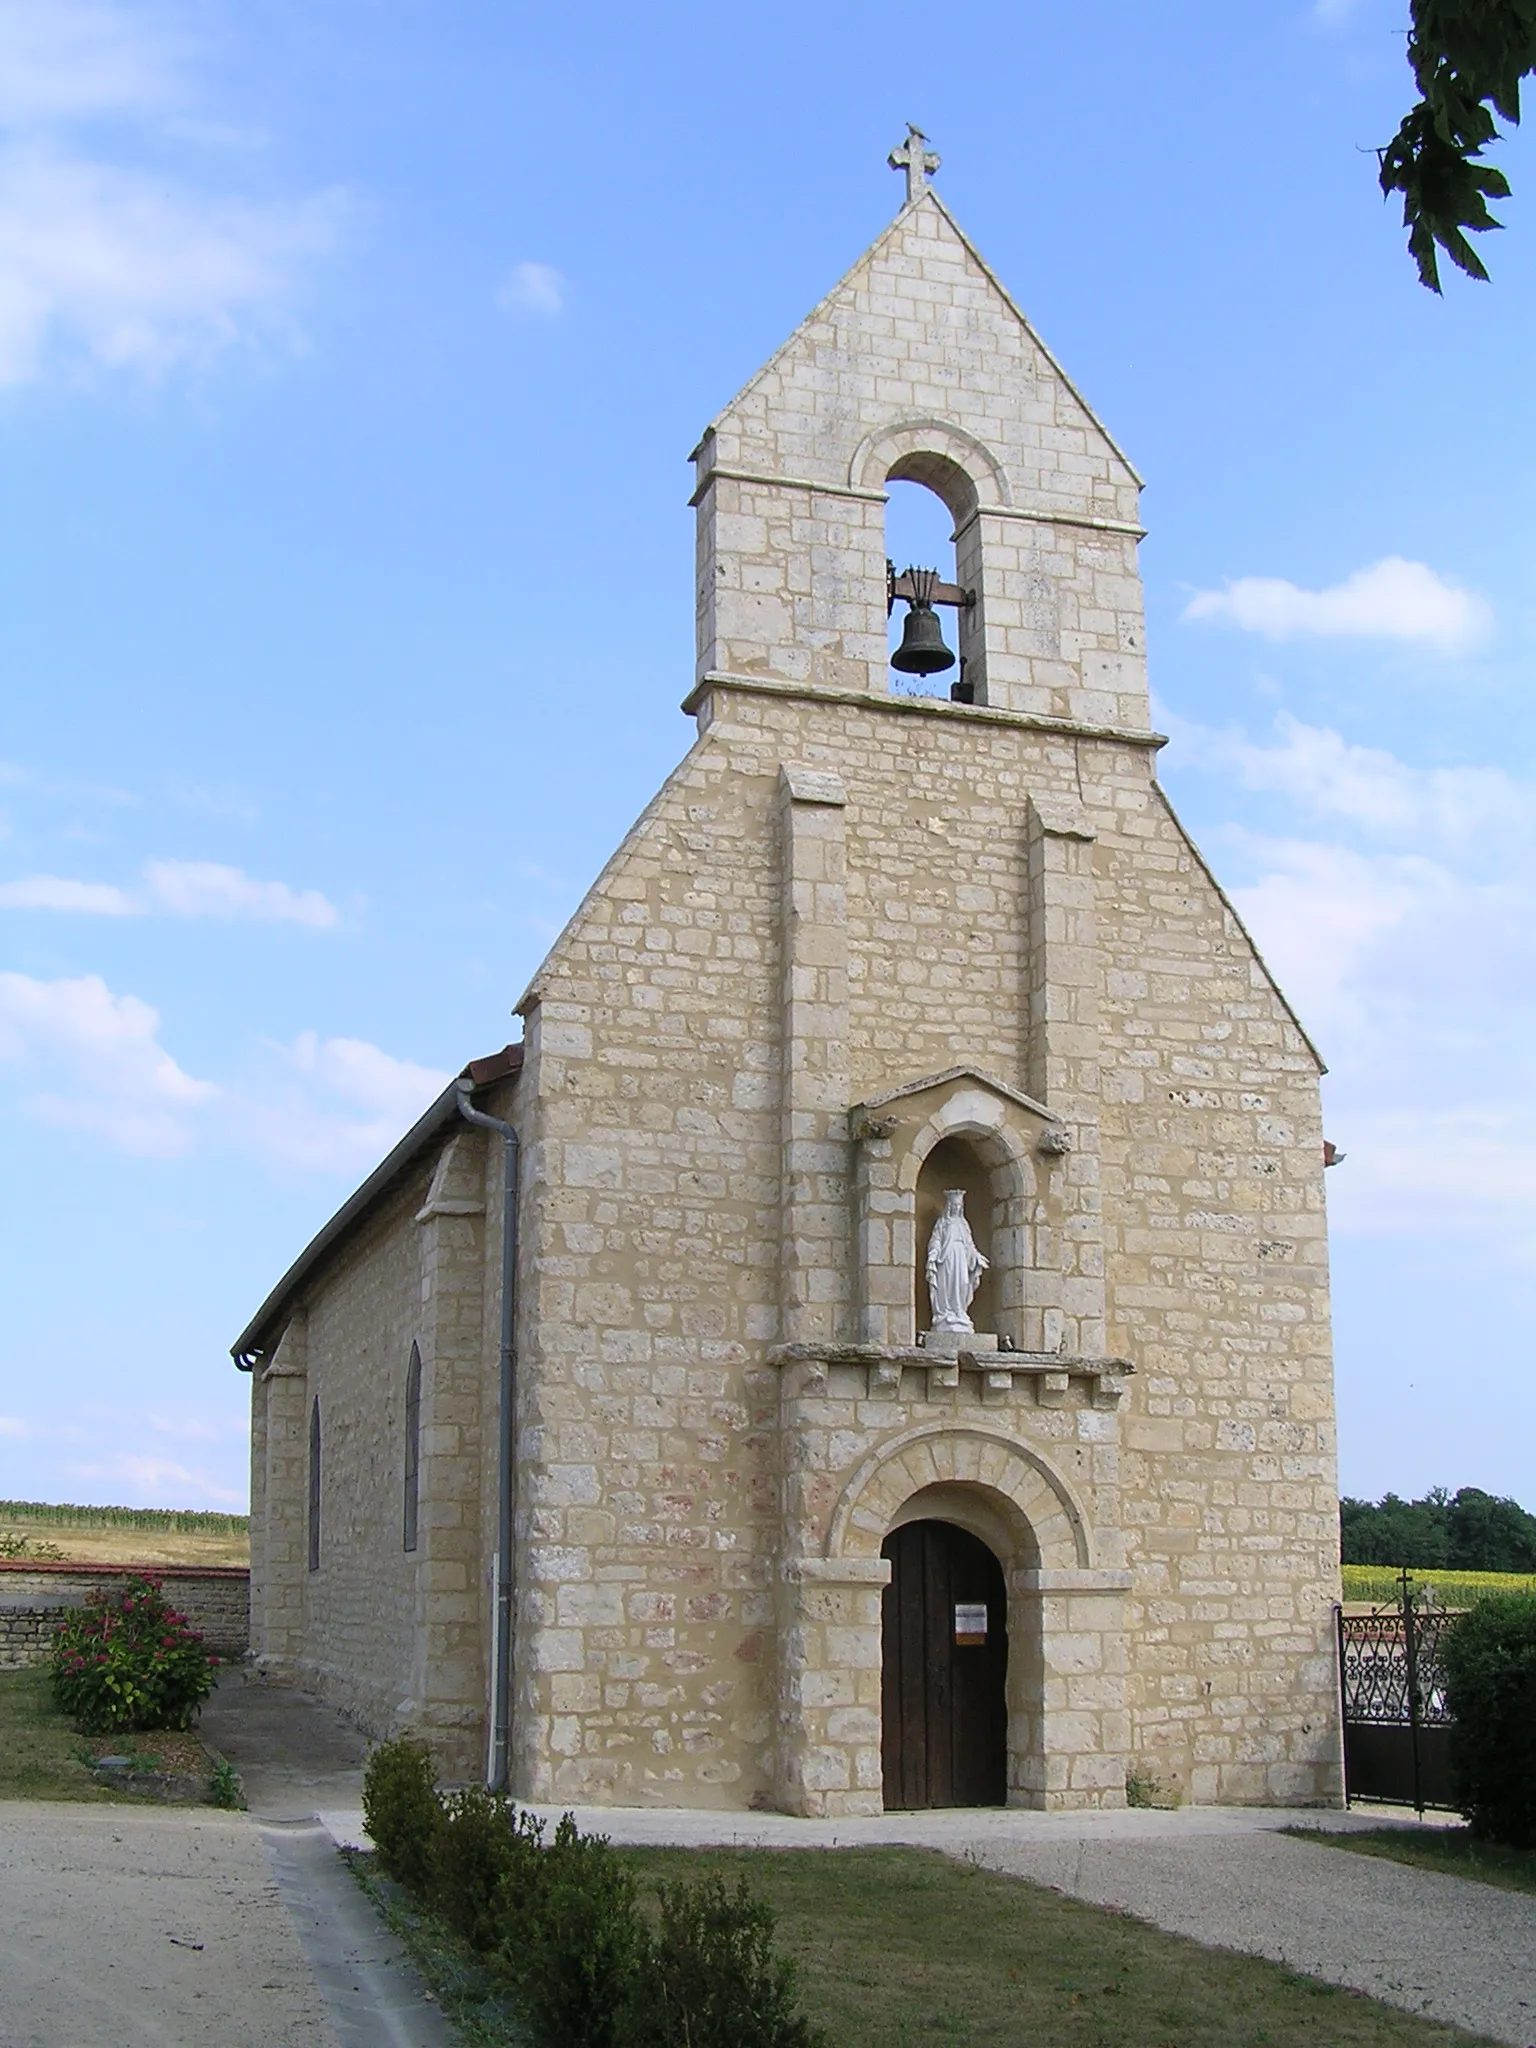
[{"left": 1, "top": 0, "right": 1532, "bottom": 1511}]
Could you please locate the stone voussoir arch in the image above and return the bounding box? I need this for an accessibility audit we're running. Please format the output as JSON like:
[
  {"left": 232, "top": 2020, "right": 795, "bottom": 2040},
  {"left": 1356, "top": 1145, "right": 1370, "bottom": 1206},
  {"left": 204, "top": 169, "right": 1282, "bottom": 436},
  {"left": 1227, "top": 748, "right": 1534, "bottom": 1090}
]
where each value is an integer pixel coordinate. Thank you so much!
[
  {"left": 849, "top": 416, "right": 1013, "bottom": 512},
  {"left": 898, "top": 1086, "right": 1040, "bottom": 1199},
  {"left": 827, "top": 1422, "right": 1092, "bottom": 1571}
]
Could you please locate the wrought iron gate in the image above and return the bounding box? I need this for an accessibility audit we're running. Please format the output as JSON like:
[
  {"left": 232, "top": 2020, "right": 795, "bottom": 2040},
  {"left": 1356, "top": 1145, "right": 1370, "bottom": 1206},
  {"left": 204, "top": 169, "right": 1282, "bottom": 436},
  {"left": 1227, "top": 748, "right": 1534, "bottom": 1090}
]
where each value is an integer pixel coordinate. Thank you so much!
[{"left": 1337, "top": 1594, "right": 1457, "bottom": 1811}]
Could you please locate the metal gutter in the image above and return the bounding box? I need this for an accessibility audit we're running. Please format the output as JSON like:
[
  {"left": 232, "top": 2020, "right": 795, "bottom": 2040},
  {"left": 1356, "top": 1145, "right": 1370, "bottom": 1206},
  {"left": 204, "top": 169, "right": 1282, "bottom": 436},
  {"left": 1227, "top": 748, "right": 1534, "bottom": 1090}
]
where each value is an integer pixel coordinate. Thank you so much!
[{"left": 452, "top": 1081, "right": 520, "bottom": 1793}]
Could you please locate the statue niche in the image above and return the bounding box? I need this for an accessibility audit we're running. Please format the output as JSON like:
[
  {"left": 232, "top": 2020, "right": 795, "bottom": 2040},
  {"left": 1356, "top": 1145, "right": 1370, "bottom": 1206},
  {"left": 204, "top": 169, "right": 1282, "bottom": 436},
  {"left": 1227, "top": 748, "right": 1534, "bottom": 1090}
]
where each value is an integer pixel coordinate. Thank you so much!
[
  {"left": 926, "top": 1190, "right": 988, "bottom": 1333},
  {"left": 916, "top": 1136, "right": 996, "bottom": 1337}
]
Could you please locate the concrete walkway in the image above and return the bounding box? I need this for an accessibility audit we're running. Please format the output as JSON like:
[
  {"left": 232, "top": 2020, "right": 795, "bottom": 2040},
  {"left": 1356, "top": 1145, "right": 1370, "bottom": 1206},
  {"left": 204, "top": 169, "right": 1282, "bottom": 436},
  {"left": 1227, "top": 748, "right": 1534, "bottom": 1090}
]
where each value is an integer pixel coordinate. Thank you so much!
[
  {"left": 202, "top": 1667, "right": 370, "bottom": 1820},
  {"left": 202, "top": 1672, "right": 452, "bottom": 2047},
  {"left": 260, "top": 1816, "right": 456, "bottom": 2048}
]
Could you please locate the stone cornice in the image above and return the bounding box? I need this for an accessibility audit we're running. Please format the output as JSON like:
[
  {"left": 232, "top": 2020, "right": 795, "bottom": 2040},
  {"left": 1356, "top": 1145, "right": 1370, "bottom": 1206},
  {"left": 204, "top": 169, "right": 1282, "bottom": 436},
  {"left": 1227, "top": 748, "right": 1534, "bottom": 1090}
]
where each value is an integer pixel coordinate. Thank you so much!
[
  {"left": 769, "top": 1342, "right": 1133, "bottom": 1409},
  {"left": 684, "top": 672, "right": 1167, "bottom": 751},
  {"left": 689, "top": 463, "right": 887, "bottom": 507},
  {"left": 953, "top": 502, "right": 1146, "bottom": 541},
  {"left": 689, "top": 461, "right": 1146, "bottom": 540}
]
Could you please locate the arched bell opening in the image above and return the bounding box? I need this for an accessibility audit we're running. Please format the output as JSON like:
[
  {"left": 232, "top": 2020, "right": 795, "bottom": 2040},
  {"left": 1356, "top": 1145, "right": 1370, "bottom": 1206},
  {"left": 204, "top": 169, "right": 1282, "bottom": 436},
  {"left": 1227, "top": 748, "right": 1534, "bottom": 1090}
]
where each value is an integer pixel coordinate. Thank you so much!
[
  {"left": 884, "top": 478, "right": 958, "bottom": 693},
  {"left": 915, "top": 1134, "right": 999, "bottom": 1337},
  {"left": 882, "top": 454, "right": 980, "bottom": 702},
  {"left": 888, "top": 448, "right": 987, "bottom": 704}
]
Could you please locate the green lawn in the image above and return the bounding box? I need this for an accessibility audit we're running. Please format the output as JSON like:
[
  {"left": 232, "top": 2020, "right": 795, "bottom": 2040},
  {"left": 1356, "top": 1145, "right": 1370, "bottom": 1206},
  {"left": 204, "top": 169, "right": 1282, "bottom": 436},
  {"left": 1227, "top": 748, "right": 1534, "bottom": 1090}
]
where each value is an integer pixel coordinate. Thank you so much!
[
  {"left": 0, "top": 1666, "right": 120, "bottom": 1800},
  {"left": 1291, "top": 1824, "right": 1536, "bottom": 1899},
  {"left": 353, "top": 1842, "right": 1503, "bottom": 2048}
]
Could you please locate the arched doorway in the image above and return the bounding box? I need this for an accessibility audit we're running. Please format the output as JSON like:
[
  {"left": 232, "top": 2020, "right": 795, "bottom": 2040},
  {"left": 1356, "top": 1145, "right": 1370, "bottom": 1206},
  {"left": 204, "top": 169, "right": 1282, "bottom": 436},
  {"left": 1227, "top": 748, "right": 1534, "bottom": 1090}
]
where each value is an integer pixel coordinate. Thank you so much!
[{"left": 880, "top": 1518, "right": 1008, "bottom": 1808}]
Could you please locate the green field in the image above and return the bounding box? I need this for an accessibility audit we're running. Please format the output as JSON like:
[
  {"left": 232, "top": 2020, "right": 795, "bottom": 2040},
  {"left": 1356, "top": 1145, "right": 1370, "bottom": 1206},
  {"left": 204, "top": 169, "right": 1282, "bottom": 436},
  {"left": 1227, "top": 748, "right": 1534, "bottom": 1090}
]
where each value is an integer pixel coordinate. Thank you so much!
[
  {"left": 1341, "top": 1564, "right": 1536, "bottom": 1607},
  {"left": 0, "top": 1500, "right": 250, "bottom": 1568}
]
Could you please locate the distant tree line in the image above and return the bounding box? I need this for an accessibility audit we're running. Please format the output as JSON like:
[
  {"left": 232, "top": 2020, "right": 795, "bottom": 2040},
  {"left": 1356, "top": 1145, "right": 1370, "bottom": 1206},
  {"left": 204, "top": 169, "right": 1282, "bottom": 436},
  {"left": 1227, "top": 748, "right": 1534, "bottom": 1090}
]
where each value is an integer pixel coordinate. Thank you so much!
[{"left": 1341, "top": 1487, "right": 1536, "bottom": 1573}]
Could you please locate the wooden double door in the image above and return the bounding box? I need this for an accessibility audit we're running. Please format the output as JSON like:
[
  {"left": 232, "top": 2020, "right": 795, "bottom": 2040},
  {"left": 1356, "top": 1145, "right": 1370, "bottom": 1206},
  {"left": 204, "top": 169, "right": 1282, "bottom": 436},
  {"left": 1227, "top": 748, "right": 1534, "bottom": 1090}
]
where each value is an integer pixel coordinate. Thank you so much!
[{"left": 880, "top": 1518, "right": 1009, "bottom": 1809}]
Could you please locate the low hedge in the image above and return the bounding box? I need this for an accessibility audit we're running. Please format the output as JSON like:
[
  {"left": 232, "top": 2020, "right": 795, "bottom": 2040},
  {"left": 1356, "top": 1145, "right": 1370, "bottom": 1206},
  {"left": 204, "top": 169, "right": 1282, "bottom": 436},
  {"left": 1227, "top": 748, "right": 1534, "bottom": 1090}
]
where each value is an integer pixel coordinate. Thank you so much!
[
  {"left": 1442, "top": 1593, "right": 1536, "bottom": 1847},
  {"left": 361, "top": 1738, "right": 827, "bottom": 2048}
]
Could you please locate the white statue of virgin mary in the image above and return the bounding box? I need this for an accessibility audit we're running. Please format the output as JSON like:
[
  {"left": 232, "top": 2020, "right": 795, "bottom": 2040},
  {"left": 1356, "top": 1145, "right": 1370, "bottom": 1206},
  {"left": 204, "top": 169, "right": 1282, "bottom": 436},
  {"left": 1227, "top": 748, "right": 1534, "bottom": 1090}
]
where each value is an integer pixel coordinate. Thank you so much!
[{"left": 925, "top": 1188, "right": 989, "bottom": 1334}]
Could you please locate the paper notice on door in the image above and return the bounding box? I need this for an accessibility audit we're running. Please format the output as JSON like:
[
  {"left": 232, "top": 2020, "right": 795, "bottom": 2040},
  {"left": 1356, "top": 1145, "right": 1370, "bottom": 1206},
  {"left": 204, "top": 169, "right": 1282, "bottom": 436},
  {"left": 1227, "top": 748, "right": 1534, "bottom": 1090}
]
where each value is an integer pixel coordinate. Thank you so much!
[{"left": 953, "top": 1603, "right": 988, "bottom": 1645}]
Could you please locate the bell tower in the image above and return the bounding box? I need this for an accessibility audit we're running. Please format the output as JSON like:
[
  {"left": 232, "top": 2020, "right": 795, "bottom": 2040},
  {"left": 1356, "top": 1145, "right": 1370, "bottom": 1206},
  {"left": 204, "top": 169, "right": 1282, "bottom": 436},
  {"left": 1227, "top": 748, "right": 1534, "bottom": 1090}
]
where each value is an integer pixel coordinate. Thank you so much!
[{"left": 688, "top": 130, "right": 1152, "bottom": 731}]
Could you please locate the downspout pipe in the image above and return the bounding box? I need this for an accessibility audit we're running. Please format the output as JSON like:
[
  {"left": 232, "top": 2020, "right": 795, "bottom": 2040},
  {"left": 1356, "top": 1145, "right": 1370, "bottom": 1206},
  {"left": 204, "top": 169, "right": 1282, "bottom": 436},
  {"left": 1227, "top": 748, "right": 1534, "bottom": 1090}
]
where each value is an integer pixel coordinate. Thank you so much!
[{"left": 455, "top": 1079, "right": 520, "bottom": 1793}]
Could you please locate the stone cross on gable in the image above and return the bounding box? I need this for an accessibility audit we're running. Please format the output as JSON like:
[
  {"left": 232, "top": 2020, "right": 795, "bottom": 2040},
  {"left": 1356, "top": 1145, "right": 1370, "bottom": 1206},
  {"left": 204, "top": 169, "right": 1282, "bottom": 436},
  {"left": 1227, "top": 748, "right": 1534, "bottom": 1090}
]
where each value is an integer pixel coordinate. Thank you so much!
[{"left": 888, "top": 124, "right": 941, "bottom": 204}]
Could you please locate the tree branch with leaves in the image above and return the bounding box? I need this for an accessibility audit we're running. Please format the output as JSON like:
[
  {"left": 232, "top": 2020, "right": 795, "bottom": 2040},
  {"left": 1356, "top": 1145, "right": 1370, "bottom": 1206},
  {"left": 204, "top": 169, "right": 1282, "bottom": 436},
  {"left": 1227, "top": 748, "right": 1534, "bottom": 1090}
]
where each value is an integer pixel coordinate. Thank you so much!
[{"left": 1379, "top": 0, "right": 1536, "bottom": 288}]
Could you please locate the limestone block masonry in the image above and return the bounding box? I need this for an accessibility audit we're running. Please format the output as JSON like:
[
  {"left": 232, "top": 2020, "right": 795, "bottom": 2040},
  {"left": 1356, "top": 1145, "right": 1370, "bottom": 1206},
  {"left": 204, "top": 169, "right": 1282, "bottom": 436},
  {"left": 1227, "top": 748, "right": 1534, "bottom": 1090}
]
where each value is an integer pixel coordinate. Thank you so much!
[{"left": 239, "top": 173, "right": 1342, "bottom": 1815}]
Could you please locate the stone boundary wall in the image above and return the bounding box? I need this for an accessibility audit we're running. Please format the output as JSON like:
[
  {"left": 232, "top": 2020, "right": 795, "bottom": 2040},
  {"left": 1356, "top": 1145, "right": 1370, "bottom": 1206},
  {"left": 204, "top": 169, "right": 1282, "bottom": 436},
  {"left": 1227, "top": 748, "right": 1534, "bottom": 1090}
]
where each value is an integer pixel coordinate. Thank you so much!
[
  {"left": 0, "top": 1563, "right": 249, "bottom": 1667},
  {"left": 0, "top": 1604, "right": 75, "bottom": 1670}
]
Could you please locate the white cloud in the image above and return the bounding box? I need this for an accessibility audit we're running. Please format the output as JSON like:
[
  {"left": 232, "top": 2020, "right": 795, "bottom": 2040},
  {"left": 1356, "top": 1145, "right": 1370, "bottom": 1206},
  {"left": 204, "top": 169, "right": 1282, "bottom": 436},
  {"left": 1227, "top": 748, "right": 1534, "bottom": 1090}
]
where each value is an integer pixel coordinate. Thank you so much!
[
  {"left": 232, "top": 1032, "right": 451, "bottom": 1175},
  {"left": 0, "top": 1416, "right": 30, "bottom": 1438},
  {"left": 1183, "top": 557, "right": 1491, "bottom": 653},
  {"left": 0, "top": 858, "right": 338, "bottom": 925},
  {"left": 65, "top": 1451, "right": 244, "bottom": 1506},
  {"left": 289, "top": 1031, "right": 447, "bottom": 1117},
  {"left": 0, "top": 977, "right": 446, "bottom": 1172},
  {"left": 1167, "top": 709, "right": 1535, "bottom": 854},
  {"left": 497, "top": 260, "right": 565, "bottom": 317},
  {"left": 0, "top": 874, "right": 138, "bottom": 912},
  {"left": 0, "top": 147, "right": 345, "bottom": 385},
  {"left": 1223, "top": 838, "right": 1536, "bottom": 1253},
  {"left": 1163, "top": 706, "right": 1536, "bottom": 1257},
  {"left": 0, "top": 0, "right": 184, "bottom": 125},
  {"left": 1324, "top": 1106, "right": 1536, "bottom": 1245},
  {"left": 0, "top": 970, "right": 217, "bottom": 1155},
  {"left": 143, "top": 859, "right": 338, "bottom": 926},
  {"left": 1226, "top": 835, "right": 1461, "bottom": 1025},
  {"left": 0, "top": 1, "right": 344, "bottom": 387}
]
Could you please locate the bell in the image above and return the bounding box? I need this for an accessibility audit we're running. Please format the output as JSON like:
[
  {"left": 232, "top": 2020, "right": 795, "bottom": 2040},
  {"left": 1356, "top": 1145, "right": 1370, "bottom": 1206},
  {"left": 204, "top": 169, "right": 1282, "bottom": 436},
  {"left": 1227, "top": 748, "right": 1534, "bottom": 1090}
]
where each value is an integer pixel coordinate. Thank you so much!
[{"left": 891, "top": 599, "right": 956, "bottom": 676}]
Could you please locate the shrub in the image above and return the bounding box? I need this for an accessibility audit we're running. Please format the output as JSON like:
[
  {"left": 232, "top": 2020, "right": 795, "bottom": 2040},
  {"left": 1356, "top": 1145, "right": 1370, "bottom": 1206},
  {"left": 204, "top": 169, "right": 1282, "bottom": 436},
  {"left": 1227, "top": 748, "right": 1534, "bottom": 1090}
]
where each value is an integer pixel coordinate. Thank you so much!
[
  {"left": 627, "top": 1874, "right": 829, "bottom": 2048},
  {"left": 362, "top": 1737, "right": 442, "bottom": 1894},
  {"left": 356, "top": 1747, "right": 825, "bottom": 2048},
  {"left": 50, "top": 1575, "right": 218, "bottom": 1733},
  {"left": 498, "top": 1813, "right": 645, "bottom": 2048},
  {"left": 207, "top": 1758, "right": 245, "bottom": 1809},
  {"left": 1442, "top": 1593, "right": 1536, "bottom": 1846},
  {"left": 431, "top": 1787, "right": 545, "bottom": 1951}
]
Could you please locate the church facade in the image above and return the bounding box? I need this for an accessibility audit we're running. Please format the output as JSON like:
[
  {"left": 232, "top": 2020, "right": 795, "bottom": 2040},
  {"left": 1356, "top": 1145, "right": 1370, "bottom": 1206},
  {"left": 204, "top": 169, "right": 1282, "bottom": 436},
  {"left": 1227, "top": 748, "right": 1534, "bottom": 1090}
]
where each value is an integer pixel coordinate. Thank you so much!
[{"left": 234, "top": 153, "right": 1343, "bottom": 1815}]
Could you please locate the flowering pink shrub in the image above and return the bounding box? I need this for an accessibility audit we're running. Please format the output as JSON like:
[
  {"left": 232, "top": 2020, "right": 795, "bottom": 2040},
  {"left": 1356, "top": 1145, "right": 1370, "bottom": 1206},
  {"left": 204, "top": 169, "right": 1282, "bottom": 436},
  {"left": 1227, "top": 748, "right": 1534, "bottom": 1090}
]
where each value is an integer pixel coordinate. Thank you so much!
[{"left": 50, "top": 1575, "right": 219, "bottom": 1733}]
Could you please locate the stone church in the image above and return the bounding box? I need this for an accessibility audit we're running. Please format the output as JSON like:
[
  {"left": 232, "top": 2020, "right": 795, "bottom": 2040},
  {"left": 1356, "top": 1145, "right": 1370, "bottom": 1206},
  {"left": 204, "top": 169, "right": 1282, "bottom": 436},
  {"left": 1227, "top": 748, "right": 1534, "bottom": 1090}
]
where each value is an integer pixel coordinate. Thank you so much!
[{"left": 233, "top": 139, "right": 1343, "bottom": 1815}]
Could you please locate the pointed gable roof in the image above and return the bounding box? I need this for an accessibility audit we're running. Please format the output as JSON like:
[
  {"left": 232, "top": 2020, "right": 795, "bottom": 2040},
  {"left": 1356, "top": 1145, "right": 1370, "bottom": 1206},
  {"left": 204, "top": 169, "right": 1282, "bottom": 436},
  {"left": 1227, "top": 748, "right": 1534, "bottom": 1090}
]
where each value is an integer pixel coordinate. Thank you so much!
[
  {"left": 854, "top": 1065, "right": 1058, "bottom": 1122},
  {"left": 695, "top": 189, "right": 1141, "bottom": 504}
]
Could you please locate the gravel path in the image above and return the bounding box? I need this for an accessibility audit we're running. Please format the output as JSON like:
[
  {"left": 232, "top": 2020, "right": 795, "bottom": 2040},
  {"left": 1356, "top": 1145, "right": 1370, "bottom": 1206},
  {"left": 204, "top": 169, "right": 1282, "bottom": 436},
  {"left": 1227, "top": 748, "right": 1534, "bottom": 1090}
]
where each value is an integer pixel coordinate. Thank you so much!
[
  {"left": 0, "top": 1802, "right": 336, "bottom": 2048},
  {"left": 0, "top": 1795, "right": 454, "bottom": 2048},
  {"left": 972, "top": 1828, "right": 1536, "bottom": 2048}
]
